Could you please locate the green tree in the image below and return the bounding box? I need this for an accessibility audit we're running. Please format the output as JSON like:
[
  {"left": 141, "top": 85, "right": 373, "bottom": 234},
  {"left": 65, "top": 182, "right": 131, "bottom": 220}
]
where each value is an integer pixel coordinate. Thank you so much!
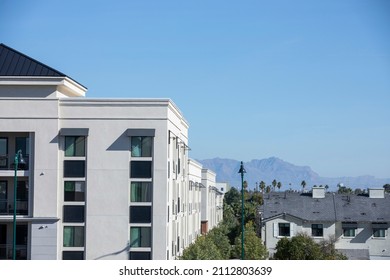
[
  {"left": 265, "top": 185, "right": 271, "bottom": 193},
  {"left": 272, "top": 179, "right": 277, "bottom": 191},
  {"left": 337, "top": 184, "right": 353, "bottom": 194},
  {"left": 233, "top": 222, "right": 268, "bottom": 260},
  {"left": 251, "top": 191, "right": 263, "bottom": 205},
  {"left": 354, "top": 188, "right": 363, "bottom": 195},
  {"left": 180, "top": 235, "right": 223, "bottom": 260},
  {"left": 383, "top": 184, "right": 390, "bottom": 193},
  {"left": 259, "top": 181, "right": 266, "bottom": 193},
  {"left": 301, "top": 180, "right": 306, "bottom": 192},
  {"left": 207, "top": 227, "right": 232, "bottom": 259},
  {"left": 273, "top": 233, "right": 347, "bottom": 260},
  {"left": 273, "top": 233, "right": 324, "bottom": 260},
  {"left": 224, "top": 187, "right": 241, "bottom": 205},
  {"left": 319, "top": 235, "right": 347, "bottom": 260},
  {"left": 277, "top": 181, "right": 282, "bottom": 191}
]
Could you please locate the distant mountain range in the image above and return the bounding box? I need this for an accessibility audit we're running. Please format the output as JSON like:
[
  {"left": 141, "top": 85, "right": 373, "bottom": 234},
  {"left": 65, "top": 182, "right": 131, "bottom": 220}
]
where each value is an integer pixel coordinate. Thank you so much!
[{"left": 198, "top": 157, "right": 390, "bottom": 192}]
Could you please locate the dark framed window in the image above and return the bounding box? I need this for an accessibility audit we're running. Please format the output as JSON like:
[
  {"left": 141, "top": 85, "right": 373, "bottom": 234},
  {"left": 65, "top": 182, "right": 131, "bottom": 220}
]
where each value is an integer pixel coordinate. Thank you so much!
[
  {"left": 0, "top": 138, "right": 8, "bottom": 168},
  {"left": 64, "top": 181, "right": 85, "bottom": 201},
  {"left": 15, "top": 137, "right": 29, "bottom": 156},
  {"left": 373, "top": 228, "right": 386, "bottom": 238},
  {"left": 130, "top": 227, "right": 151, "bottom": 247},
  {"left": 343, "top": 228, "right": 356, "bottom": 237},
  {"left": 129, "top": 251, "right": 151, "bottom": 260},
  {"left": 279, "top": 223, "right": 290, "bottom": 237},
  {"left": 64, "top": 160, "right": 85, "bottom": 178},
  {"left": 130, "top": 182, "right": 152, "bottom": 202},
  {"left": 130, "top": 206, "right": 151, "bottom": 223},
  {"left": 130, "top": 161, "right": 152, "bottom": 178},
  {"left": 17, "top": 181, "right": 28, "bottom": 200},
  {"left": 311, "top": 224, "right": 323, "bottom": 237},
  {"left": 16, "top": 224, "right": 28, "bottom": 245},
  {"left": 65, "top": 136, "right": 85, "bottom": 157},
  {"left": 63, "top": 226, "right": 84, "bottom": 247},
  {"left": 63, "top": 251, "right": 84, "bottom": 260},
  {"left": 63, "top": 205, "right": 85, "bottom": 223},
  {"left": 131, "top": 136, "right": 152, "bottom": 157},
  {"left": 0, "top": 181, "right": 6, "bottom": 214},
  {"left": 342, "top": 222, "right": 357, "bottom": 237}
]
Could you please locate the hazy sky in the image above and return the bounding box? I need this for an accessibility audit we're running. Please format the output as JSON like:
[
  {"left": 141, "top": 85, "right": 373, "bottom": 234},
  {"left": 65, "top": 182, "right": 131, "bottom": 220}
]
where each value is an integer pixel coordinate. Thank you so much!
[{"left": 1, "top": 0, "right": 389, "bottom": 178}]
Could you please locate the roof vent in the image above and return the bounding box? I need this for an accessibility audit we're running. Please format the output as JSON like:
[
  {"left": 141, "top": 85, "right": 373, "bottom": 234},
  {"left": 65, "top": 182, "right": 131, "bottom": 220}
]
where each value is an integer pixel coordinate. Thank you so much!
[
  {"left": 369, "top": 188, "right": 385, "bottom": 198},
  {"left": 312, "top": 186, "right": 325, "bottom": 199}
]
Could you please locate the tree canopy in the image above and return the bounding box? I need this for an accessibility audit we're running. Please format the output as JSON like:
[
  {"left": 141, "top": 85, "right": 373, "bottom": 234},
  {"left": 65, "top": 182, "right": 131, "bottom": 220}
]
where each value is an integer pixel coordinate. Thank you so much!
[{"left": 273, "top": 233, "right": 347, "bottom": 260}]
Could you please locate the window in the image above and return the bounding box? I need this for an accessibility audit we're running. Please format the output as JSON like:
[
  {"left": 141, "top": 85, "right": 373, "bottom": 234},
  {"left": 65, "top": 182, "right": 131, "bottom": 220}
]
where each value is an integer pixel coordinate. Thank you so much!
[
  {"left": 64, "top": 160, "right": 85, "bottom": 178},
  {"left": 63, "top": 251, "right": 84, "bottom": 260},
  {"left": 343, "top": 228, "right": 356, "bottom": 237},
  {"left": 0, "top": 181, "right": 7, "bottom": 213},
  {"left": 130, "top": 206, "right": 151, "bottom": 223},
  {"left": 63, "top": 226, "right": 84, "bottom": 247},
  {"left": 130, "top": 161, "right": 152, "bottom": 178},
  {"left": 372, "top": 223, "right": 387, "bottom": 238},
  {"left": 311, "top": 224, "right": 323, "bottom": 237},
  {"left": 130, "top": 227, "right": 151, "bottom": 247},
  {"left": 130, "top": 182, "right": 152, "bottom": 202},
  {"left": 0, "top": 138, "right": 7, "bottom": 168},
  {"left": 373, "top": 228, "right": 386, "bottom": 238},
  {"left": 129, "top": 252, "right": 151, "bottom": 260},
  {"left": 131, "top": 136, "right": 152, "bottom": 157},
  {"left": 65, "top": 136, "right": 85, "bottom": 157},
  {"left": 279, "top": 223, "right": 290, "bottom": 237},
  {"left": 15, "top": 137, "right": 29, "bottom": 156},
  {"left": 63, "top": 205, "right": 85, "bottom": 223},
  {"left": 342, "top": 222, "right": 357, "bottom": 237},
  {"left": 64, "top": 181, "right": 85, "bottom": 201}
]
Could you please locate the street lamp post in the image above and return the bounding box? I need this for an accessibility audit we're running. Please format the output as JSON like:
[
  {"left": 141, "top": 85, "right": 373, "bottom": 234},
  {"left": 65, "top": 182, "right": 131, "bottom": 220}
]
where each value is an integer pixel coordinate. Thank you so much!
[
  {"left": 238, "top": 161, "right": 246, "bottom": 260},
  {"left": 13, "top": 150, "right": 25, "bottom": 260}
]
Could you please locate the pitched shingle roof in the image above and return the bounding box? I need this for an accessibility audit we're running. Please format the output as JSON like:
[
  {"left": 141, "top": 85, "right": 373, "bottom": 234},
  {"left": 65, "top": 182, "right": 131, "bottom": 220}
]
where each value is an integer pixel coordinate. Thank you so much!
[
  {"left": 261, "top": 192, "right": 390, "bottom": 223},
  {"left": 0, "top": 43, "right": 66, "bottom": 77},
  {"left": 262, "top": 192, "right": 336, "bottom": 222},
  {"left": 334, "top": 194, "right": 390, "bottom": 222}
]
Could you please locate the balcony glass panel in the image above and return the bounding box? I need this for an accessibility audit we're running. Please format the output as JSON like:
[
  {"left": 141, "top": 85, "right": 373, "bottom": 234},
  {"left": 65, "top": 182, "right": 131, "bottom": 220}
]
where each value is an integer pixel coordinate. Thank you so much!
[
  {"left": 130, "top": 161, "right": 152, "bottom": 178},
  {"left": 64, "top": 161, "right": 85, "bottom": 178}
]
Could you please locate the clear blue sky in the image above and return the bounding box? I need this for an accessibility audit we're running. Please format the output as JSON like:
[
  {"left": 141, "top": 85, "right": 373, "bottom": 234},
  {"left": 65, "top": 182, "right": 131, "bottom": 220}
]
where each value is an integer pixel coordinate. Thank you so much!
[{"left": 1, "top": 0, "right": 389, "bottom": 178}]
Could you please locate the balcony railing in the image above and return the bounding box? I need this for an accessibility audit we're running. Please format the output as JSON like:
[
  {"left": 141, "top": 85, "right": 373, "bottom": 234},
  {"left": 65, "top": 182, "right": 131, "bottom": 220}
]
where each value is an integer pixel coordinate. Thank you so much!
[
  {"left": 0, "top": 244, "right": 27, "bottom": 260},
  {"left": 0, "top": 199, "right": 29, "bottom": 215},
  {"left": 0, "top": 155, "right": 29, "bottom": 170}
]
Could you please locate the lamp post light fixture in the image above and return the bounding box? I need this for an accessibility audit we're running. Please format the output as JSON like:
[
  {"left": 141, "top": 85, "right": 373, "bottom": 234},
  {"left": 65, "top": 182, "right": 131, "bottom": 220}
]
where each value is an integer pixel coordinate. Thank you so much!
[
  {"left": 238, "top": 161, "right": 246, "bottom": 260},
  {"left": 13, "top": 149, "right": 26, "bottom": 260}
]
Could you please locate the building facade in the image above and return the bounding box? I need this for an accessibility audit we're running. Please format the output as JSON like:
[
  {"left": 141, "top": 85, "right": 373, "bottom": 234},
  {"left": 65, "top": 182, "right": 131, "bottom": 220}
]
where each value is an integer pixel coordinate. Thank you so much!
[
  {"left": 260, "top": 187, "right": 390, "bottom": 260},
  {"left": 200, "top": 169, "right": 224, "bottom": 234},
  {"left": 0, "top": 44, "right": 223, "bottom": 260}
]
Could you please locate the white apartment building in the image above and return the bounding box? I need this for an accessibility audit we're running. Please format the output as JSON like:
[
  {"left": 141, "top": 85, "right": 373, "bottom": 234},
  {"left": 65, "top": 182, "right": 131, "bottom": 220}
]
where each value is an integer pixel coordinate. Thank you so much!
[
  {"left": 0, "top": 43, "right": 222, "bottom": 260},
  {"left": 200, "top": 169, "right": 224, "bottom": 234}
]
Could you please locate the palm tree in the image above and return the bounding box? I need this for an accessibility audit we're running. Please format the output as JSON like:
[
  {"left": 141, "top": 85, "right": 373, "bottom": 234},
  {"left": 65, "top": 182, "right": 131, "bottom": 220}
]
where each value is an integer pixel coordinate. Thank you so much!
[
  {"left": 277, "top": 181, "right": 282, "bottom": 192},
  {"left": 272, "top": 179, "right": 277, "bottom": 192},
  {"left": 265, "top": 185, "right": 271, "bottom": 193},
  {"left": 259, "top": 181, "right": 266, "bottom": 193},
  {"left": 301, "top": 180, "right": 306, "bottom": 192}
]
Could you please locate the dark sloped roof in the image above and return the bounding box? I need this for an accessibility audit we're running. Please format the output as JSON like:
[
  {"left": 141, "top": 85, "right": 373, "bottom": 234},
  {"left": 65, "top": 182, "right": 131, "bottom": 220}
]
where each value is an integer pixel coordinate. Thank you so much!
[
  {"left": 0, "top": 43, "right": 66, "bottom": 77},
  {"left": 262, "top": 192, "right": 336, "bottom": 222},
  {"left": 334, "top": 194, "right": 390, "bottom": 222},
  {"left": 261, "top": 192, "right": 390, "bottom": 223}
]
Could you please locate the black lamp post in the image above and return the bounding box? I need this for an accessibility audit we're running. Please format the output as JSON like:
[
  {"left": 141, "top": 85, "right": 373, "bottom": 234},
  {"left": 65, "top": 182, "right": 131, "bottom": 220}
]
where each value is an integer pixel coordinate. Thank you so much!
[
  {"left": 13, "top": 150, "right": 26, "bottom": 260},
  {"left": 238, "top": 161, "right": 246, "bottom": 260}
]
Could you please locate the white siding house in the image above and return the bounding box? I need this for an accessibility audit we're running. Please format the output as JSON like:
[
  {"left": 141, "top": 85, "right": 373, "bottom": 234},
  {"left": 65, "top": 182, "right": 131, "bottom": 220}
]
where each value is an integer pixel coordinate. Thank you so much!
[{"left": 260, "top": 187, "right": 390, "bottom": 259}]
